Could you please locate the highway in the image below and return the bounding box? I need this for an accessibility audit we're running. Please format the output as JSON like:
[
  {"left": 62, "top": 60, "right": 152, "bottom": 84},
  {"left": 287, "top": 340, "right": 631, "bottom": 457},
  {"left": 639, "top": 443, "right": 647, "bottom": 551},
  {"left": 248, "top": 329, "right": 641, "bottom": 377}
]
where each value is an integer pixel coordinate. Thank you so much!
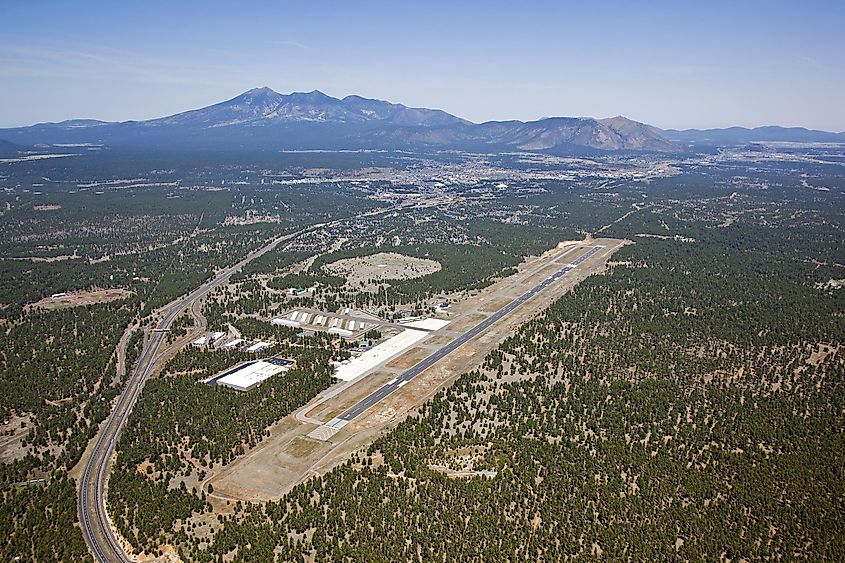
[
  {"left": 77, "top": 204, "right": 409, "bottom": 561},
  {"left": 335, "top": 245, "right": 603, "bottom": 423},
  {"left": 77, "top": 226, "right": 316, "bottom": 562}
]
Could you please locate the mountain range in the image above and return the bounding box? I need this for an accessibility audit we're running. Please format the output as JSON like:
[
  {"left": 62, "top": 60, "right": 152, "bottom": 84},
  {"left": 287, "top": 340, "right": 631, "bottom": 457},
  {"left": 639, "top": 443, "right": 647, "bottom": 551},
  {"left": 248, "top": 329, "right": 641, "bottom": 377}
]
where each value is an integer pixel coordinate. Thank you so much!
[
  {"left": 664, "top": 126, "right": 845, "bottom": 145},
  {"left": 0, "top": 88, "right": 677, "bottom": 153},
  {"left": 1, "top": 87, "right": 842, "bottom": 154}
]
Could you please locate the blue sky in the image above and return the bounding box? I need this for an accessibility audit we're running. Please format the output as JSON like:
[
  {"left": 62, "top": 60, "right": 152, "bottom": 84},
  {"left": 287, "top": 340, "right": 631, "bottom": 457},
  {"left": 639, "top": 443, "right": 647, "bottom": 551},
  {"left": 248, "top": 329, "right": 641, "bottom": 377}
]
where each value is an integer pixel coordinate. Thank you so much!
[{"left": 1, "top": 0, "right": 843, "bottom": 130}]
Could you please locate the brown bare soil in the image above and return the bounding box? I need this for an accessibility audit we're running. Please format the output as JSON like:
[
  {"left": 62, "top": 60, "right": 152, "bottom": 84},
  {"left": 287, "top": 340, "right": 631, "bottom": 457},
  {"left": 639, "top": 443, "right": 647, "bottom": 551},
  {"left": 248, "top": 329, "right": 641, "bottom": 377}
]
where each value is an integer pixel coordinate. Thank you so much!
[
  {"left": 807, "top": 343, "right": 839, "bottom": 366},
  {"left": 0, "top": 413, "right": 33, "bottom": 464},
  {"left": 325, "top": 252, "right": 441, "bottom": 291},
  {"left": 283, "top": 436, "right": 323, "bottom": 458},
  {"left": 26, "top": 287, "right": 133, "bottom": 311},
  {"left": 385, "top": 347, "right": 431, "bottom": 369},
  {"left": 424, "top": 335, "right": 454, "bottom": 347},
  {"left": 479, "top": 296, "right": 513, "bottom": 313}
]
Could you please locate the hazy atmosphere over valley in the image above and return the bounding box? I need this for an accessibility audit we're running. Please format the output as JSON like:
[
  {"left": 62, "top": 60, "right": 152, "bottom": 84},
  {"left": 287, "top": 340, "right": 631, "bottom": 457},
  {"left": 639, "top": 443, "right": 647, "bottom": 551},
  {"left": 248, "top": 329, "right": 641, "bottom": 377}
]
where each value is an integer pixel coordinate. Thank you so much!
[{"left": 1, "top": 2, "right": 843, "bottom": 562}]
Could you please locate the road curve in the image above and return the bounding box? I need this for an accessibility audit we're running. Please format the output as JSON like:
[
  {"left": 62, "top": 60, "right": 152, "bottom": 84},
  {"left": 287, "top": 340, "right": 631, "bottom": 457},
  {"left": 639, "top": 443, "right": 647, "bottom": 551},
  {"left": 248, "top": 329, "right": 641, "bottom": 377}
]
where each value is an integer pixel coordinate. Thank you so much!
[
  {"left": 77, "top": 213, "right": 367, "bottom": 561},
  {"left": 78, "top": 199, "right": 500, "bottom": 560}
]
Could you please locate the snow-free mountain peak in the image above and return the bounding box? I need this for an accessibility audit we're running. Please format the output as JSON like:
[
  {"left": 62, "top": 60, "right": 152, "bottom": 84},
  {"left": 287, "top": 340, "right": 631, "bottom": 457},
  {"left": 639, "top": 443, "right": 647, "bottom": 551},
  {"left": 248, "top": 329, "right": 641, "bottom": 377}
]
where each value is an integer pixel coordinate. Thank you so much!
[
  {"left": 143, "top": 88, "right": 470, "bottom": 128},
  {"left": 0, "top": 88, "right": 682, "bottom": 152}
]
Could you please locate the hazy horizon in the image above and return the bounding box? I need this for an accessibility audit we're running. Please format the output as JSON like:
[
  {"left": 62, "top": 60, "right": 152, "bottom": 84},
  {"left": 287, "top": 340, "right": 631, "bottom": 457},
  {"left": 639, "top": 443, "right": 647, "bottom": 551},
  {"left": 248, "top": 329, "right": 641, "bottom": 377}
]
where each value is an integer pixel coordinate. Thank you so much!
[{"left": 2, "top": 0, "right": 844, "bottom": 131}]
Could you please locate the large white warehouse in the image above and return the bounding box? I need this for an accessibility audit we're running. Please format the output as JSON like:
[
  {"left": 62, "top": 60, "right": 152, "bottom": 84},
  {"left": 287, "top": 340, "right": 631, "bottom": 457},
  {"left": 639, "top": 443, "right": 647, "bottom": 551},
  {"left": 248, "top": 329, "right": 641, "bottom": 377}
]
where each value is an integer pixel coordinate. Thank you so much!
[
  {"left": 333, "top": 328, "right": 430, "bottom": 382},
  {"left": 216, "top": 358, "right": 295, "bottom": 392}
]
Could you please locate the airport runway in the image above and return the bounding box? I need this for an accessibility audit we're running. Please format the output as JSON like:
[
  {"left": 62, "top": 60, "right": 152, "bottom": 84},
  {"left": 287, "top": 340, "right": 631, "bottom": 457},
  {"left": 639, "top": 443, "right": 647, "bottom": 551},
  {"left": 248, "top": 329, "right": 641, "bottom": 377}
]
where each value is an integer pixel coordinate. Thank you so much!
[
  {"left": 335, "top": 245, "right": 602, "bottom": 423},
  {"left": 78, "top": 205, "right": 411, "bottom": 561}
]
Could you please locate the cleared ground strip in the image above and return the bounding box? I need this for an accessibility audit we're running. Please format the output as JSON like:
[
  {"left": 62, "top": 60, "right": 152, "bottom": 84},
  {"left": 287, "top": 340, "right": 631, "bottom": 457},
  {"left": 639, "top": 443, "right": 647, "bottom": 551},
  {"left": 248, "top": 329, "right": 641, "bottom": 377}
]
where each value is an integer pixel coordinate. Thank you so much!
[
  {"left": 306, "top": 245, "right": 604, "bottom": 441},
  {"left": 336, "top": 246, "right": 602, "bottom": 424}
]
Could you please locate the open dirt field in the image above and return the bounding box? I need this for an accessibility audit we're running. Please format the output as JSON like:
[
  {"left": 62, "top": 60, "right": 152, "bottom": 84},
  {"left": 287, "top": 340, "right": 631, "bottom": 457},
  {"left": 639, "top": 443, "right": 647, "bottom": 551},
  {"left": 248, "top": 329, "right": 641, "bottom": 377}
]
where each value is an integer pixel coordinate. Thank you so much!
[
  {"left": 479, "top": 296, "right": 513, "bottom": 313},
  {"left": 204, "top": 238, "right": 625, "bottom": 503},
  {"left": 424, "top": 334, "right": 454, "bottom": 347},
  {"left": 385, "top": 347, "right": 432, "bottom": 370},
  {"left": 324, "top": 252, "right": 440, "bottom": 286},
  {"left": 0, "top": 413, "right": 33, "bottom": 464},
  {"left": 26, "top": 288, "right": 133, "bottom": 311}
]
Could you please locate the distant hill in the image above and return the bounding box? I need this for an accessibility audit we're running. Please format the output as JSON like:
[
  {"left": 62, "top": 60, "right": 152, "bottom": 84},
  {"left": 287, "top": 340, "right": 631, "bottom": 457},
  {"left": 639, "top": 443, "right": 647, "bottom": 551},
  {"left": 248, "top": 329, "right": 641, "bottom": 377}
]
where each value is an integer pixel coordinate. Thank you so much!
[
  {"left": 664, "top": 125, "right": 845, "bottom": 145},
  {"left": 356, "top": 115, "right": 678, "bottom": 153},
  {"left": 144, "top": 88, "right": 471, "bottom": 128},
  {"left": 0, "top": 87, "right": 679, "bottom": 153}
]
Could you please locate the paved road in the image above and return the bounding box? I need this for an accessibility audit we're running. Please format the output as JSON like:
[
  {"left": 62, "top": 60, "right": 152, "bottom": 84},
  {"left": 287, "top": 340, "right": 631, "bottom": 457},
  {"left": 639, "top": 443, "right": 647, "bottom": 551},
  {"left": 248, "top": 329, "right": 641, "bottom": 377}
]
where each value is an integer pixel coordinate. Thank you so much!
[
  {"left": 78, "top": 226, "right": 317, "bottom": 562},
  {"left": 336, "top": 245, "right": 603, "bottom": 423},
  {"left": 77, "top": 206, "right": 406, "bottom": 561}
]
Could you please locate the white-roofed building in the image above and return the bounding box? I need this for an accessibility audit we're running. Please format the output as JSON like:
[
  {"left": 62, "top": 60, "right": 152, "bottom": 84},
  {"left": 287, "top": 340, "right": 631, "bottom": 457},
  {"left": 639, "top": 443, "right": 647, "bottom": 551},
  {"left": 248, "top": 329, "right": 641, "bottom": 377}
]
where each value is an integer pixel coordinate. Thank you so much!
[
  {"left": 216, "top": 359, "right": 294, "bottom": 391},
  {"left": 272, "top": 318, "right": 301, "bottom": 328},
  {"left": 328, "top": 327, "right": 354, "bottom": 337},
  {"left": 402, "top": 318, "right": 451, "bottom": 331},
  {"left": 333, "top": 328, "right": 429, "bottom": 382},
  {"left": 191, "top": 336, "right": 208, "bottom": 348},
  {"left": 245, "top": 341, "right": 271, "bottom": 353},
  {"left": 209, "top": 331, "right": 226, "bottom": 343}
]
